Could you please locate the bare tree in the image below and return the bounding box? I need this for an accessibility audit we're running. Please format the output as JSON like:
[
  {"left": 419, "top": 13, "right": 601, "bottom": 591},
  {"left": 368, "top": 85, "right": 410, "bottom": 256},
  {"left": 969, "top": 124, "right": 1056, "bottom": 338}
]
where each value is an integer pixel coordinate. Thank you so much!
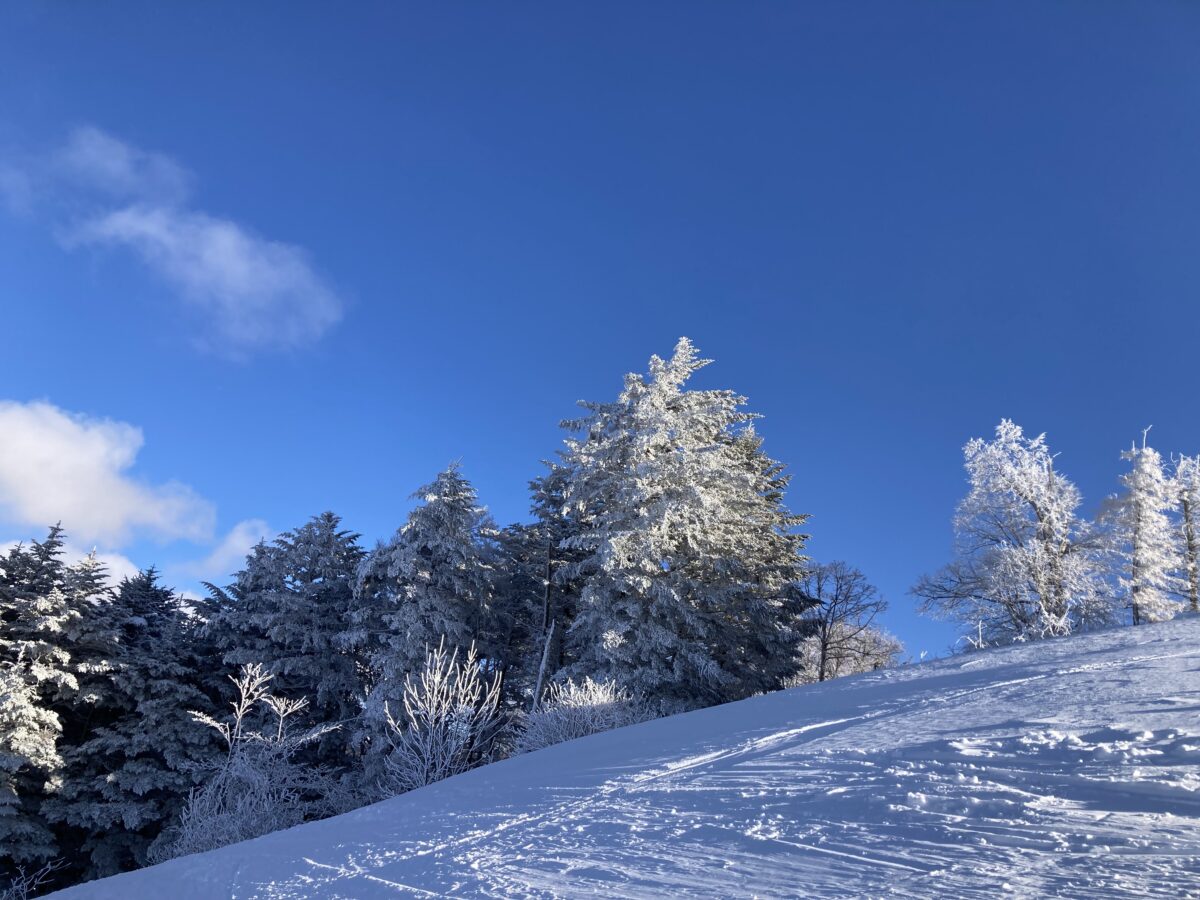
[{"left": 797, "top": 562, "right": 894, "bottom": 682}]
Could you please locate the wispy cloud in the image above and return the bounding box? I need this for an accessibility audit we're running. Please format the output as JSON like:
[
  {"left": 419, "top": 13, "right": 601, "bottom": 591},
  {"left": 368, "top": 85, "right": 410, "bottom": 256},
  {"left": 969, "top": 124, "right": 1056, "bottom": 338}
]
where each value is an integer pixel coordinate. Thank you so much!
[
  {"left": 0, "top": 400, "right": 216, "bottom": 546},
  {"left": 70, "top": 205, "right": 343, "bottom": 352},
  {"left": 53, "top": 125, "right": 192, "bottom": 204},
  {"left": 4, "top": 126, "right": 344, "bottom": 354},
  {"left": 174, "top": 517, "right": 274, "bottom": 583}
]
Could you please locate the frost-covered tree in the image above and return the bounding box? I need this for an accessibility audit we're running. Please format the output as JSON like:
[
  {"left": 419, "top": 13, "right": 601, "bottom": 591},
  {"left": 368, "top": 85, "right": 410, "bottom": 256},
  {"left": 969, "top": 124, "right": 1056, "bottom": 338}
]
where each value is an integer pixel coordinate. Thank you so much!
[
  {"left": 489, "top": 522, "right": 547, "bottom": 701},
  {"left": 797, "top": 562, "right": 895, "bottom": 682},
  {"left": 44, "top": 571, "right": 219, "bottom": 879},
  {"left": 353, "top": 465, "right": 497, "bottom": 687},
  {"left": 208, "top": 514, "right": 364, "bottom": 765},
  {"left": 349, "top": 466, "right": 498, "bottom": 774},
  {"left": 0, "top": 660, "right": 62, "bottom": 880},
  {"left": 0, "top": 528, "right": 82, "bottom": 878},
  {"left": 0, "top": 528, "right": 77, "bottom": 701},
  {"left": 1104, "top": 437, "right": 1183, "bottom": 625},
  {"left": 497, "top": 465, "right": 587, "bottom": 703},
  {"left": 914, "top": 420, "right": 1112, "bottom": 645},
  {"left": 559, "top": 338, "right": 809, "bottom": 707},
  {"left": 1173, "top": 455, "right": 1200, "bottom": 614}
]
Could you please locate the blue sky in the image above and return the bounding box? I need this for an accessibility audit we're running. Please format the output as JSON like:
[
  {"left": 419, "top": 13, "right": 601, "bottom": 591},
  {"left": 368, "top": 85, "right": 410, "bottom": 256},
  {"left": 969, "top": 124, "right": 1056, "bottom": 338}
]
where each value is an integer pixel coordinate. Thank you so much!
[{"left": 2, "top": 2, "right": 1199, "bottom": 657}]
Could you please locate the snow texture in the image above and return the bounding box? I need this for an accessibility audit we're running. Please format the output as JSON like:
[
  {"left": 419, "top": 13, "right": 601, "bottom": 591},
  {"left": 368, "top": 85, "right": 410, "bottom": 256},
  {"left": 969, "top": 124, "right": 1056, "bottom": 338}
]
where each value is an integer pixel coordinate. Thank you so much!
[{"left": 53, "top": 618, "right": 1200, "bottom": 898}]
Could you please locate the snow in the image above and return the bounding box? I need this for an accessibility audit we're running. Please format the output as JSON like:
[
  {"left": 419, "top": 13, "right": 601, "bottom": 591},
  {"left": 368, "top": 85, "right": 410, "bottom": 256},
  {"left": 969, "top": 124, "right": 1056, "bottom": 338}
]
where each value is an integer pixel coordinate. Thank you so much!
[{"left": 54, "top": 618, "right": 1200, "bottom": 898}]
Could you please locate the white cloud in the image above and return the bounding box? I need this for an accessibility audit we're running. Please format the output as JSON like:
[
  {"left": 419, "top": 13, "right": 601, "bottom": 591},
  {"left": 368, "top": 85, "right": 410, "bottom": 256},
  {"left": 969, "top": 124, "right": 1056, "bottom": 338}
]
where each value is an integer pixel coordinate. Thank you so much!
[
  {"left": 54, "top": 126, "right": 192, "bottom": 204},
  {"left": 3, "top": 127, "right": 344, "bottom": 354},
  {"left": 0, "top": 400, "right": 215, "bottom": 546},
  {"left": 176, "top": 518, "right": 273, "bottom": 583},
  {"left": 70, "top": 205, "right": 343, "bottom": 352}
]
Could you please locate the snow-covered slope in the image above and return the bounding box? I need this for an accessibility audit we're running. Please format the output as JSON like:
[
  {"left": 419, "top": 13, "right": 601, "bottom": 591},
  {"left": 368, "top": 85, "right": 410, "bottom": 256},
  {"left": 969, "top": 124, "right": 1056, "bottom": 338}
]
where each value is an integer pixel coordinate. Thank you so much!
[{"left": 57, "top": 619, "right": 1200, "bottom": 898}]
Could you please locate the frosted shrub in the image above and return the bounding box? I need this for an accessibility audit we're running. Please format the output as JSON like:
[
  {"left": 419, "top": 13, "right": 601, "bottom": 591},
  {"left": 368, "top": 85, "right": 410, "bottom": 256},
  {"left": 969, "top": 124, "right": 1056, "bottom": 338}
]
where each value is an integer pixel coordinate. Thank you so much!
[
  {"left": 516, "top": 677, "right": 647, "bottom": 753},
  {"left": 0, "top": 862, "right": 62, "bottom": 900},
  {"left": 149, "top": 665, "right": 345, "bottom": 863},
  {"left": 379, "top": 640, "right": 503, "bottom": 794}
]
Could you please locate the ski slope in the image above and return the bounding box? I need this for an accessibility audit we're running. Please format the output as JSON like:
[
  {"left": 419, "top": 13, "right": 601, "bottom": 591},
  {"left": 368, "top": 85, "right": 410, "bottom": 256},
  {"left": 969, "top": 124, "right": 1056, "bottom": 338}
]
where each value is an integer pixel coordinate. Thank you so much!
[{"left": 57, "top": 618, "right": 1200, "bottom": 898}]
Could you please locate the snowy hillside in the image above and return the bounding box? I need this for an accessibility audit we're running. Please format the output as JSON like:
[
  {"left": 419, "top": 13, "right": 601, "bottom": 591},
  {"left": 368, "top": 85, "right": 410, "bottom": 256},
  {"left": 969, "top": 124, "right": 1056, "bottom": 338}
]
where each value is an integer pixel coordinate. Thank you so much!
[{"left": 56, "top": 619, "right": 1200, "bottom": 899}]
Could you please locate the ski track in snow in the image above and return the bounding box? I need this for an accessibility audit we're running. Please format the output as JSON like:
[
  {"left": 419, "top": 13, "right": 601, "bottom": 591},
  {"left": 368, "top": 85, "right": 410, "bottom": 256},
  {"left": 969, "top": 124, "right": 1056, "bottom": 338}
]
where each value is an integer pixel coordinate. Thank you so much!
[{"left": 55, "top": 620, "right": 1200, "bottom": 899}]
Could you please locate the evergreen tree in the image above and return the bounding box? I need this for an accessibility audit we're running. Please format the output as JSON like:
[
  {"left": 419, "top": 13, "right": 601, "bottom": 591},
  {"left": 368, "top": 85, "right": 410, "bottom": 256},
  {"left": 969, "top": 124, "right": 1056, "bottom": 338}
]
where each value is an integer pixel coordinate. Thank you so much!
[
  {"left": 1106, "top": 437, "right": 1183, "bottom": 625},
  {"left": 0, "top": 659, "right": 62, "bottom": 879},
  {"left": 559, "top": 338, "right": 810, "bottom": 708},
  {"left": 0, "top": 528, "right": 75, "bottom": 875},
  {"left": 1173, "top": 455, "right": 1200, "bottom": 614},
  {"left": 0, "top": 528, "right": 76, "bottom": 699},
  {"left": 489, "top": 522, "right": 545, "bottom": 701},
  {"left": 208, "top": 514, "right": 364, "bottom": 765},
  {"left": 43, "top": 571, "right": 220, "bottom": 879},
  {"left": 350, "top": 465, "right": 497, "bottom": 765},
  {"left": 38, "top": 552, "right": 124, "bottom": 884}
]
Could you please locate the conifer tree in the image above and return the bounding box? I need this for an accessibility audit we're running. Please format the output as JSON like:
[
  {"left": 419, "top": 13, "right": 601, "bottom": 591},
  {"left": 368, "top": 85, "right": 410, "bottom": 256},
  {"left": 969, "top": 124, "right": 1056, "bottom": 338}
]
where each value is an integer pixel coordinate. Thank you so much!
[
  {"left": 1107, "top": 437, "right": 1183, "bottom": 625},
  {"left": 0, "top": 659, "right": 62, "bottom": 880},
  {"left": 43, "top": 571, "right": 220, "bottom": 879},
  {"left": 208, "top": 514, "right": 364, "bottom": 765},
  {"left": 1173, "top": 455, "right": 1200, "bottom": 614},
  {"left": 0, "top": 528, "right": 75, "bottom": 875},
  {"left": 350, "top": 465, "right": 497, "bottom": 768},
  {"left": 559, "top": 338, "right": 809, "bottom": 708}
]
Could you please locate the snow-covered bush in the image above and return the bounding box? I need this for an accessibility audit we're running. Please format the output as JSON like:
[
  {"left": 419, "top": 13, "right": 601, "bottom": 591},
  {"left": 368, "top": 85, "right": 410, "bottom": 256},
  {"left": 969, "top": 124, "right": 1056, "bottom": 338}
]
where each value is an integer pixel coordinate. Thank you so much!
[
  {"left": 516, "top": 677, "right": 648, "bottom": 754},
  {"left": 377, "top": 640, "right": 503, "bottom": 794},
  {"left": 149, "top": 665, "right": 346, "bottom": 863}
]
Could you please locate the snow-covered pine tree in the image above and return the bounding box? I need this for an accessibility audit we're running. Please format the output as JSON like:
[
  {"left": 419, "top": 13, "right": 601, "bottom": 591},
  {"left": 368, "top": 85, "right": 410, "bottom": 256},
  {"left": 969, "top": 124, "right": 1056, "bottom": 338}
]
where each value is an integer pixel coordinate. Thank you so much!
[
  {"left": 208, "top": 514, "right": 364, "bottom": 766},
  {"left": 0, "top": 528, "right": 76, "bottom": 876},
  {"left": 1106, "top": 437, "right": 1183, "bottom": 625},
  {"left": 558, "top": 338, "right": 809, "bottom": 708},
  {"left": 0, "top": 528, "right": 77, "bottom": 700},
  {"left": 36, "top": 552, "right": 126, "bottom": 884},
  {"left": 1173, "top": 455, "right": 1200, "bottom": 614},
  {"left": 43, "top": 570, "right": 220, "bottom": 879},
  {"left": 350, "top": 465, "right": 497, "bottom": 772},
  {"left": 488, "top": 522, "right": 545, "bottom": 701},
  {"left": 914, "top": 420, "right": 1113, "bottom": 644},
  {"left": 0, "top": 659, "right": 62, "bottom": 881}
]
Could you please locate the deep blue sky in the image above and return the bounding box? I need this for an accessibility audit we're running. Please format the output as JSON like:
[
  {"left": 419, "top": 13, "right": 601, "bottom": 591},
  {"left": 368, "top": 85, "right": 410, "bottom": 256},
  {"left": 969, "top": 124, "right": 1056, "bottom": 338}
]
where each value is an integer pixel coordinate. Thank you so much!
[{"left": 2, "top": 2, "right": 1199, "bottom": 656}]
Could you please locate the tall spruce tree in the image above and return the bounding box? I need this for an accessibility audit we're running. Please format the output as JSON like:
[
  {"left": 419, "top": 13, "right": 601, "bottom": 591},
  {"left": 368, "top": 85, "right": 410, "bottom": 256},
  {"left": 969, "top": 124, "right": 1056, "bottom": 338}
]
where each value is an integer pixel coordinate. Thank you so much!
[
  {"left": 1173, "top": 455, "right": 1200, "bottom": 614},
  {"left": 0, "top": 528, "right": 75, "bottom": 876},
  {"left": 38, "top": 552, "right": 125, "bottom": 884},
  {"left": 1107, "top": 438, "right": 1183, "bottom": 625},
  {"left": 43, "top": 571, "right": 220, "bottom": 879},
  {"left": 208, "top": 514, "right": 365, "bottom": 766},
  {"left": 0, "top": 659, "right": 62, "bottom": 881},
  {"left": 558, "top": 338, "right": 810, "bottom": 708},
  {"left": 350, "top": 465, "right": 497, "bottom": 758}
]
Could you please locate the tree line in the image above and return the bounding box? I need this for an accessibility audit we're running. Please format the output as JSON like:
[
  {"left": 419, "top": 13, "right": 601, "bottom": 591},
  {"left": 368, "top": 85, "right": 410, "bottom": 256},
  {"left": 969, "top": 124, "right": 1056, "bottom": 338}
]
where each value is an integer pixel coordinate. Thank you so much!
[
  {"left": 1, "top": 338, "right": 899, "bottom": 895},
  {"left": 915, "top": 420, "right": 1200, "bottom": 646}
]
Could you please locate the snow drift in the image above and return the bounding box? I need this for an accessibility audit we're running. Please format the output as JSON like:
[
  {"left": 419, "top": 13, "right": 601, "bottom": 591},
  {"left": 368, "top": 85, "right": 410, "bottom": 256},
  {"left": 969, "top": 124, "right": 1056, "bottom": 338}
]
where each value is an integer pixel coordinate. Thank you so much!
[{"left": 55, "top": 618, "right": 1200, "bottom": 898}]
